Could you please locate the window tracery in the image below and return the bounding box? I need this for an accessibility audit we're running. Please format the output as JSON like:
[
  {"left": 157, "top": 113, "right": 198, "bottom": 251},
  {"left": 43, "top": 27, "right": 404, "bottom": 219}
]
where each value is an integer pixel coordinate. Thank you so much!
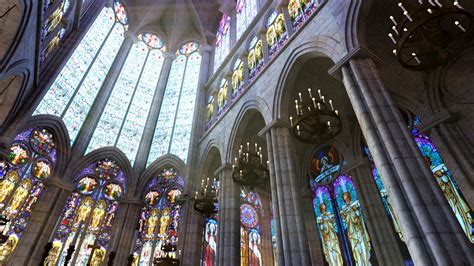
[
  {"left": 214, "top": 14, "right": 230, "bottom": 71},
  {"left": 131, "top": 168, "right": 184, "bottom": 265},
  {"left": 44, "top": 159, "right": 125, "bottom": 265},
  {"left": 236, "top": 0, "right": 258, "bottom": 40}
]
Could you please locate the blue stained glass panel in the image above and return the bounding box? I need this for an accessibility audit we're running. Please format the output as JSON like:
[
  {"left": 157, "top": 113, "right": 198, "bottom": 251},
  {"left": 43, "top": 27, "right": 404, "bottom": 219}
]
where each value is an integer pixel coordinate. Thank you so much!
[
  {"left": 116, "top": 49, "right": 165, "bottom": 163},
  {"left": 87, "top": 41, "right": 148, "bottom": 153},
  {"left": 34, "top": 8, "right": 115, "bottom": 118},
  {"left": 62, "top": 23, "right": 125, "bottom": 142},
  {"left": 169, "top": 52, "right": 202, "bottom": 162},
  {"left": 147, "top": 55, "right": 187, "bottom": 165}
]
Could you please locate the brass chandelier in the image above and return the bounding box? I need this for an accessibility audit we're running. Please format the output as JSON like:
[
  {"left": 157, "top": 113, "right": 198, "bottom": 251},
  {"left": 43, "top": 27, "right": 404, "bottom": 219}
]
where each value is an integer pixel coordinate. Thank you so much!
[
  {"left": 193, "top": 177, "right": 219, "bottom": 216},
  {"left": 388, "top": 0, "right": 473, "bottom": 71},
  {"left": 289, "top": 88, "right": 342, "bottom": 144},
  {"left": 232, "top": 143, "right": 269, "bottom": 187}
]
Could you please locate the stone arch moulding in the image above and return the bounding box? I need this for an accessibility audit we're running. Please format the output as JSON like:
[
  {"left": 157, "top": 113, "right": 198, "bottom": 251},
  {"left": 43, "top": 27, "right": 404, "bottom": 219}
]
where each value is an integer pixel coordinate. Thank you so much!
[
  {"left": 0, "top": 0, "right": 32, "bottom": 70},
  {"left": 137, "top": 154, "right": 187, "bottom": 196},
  {"left": 199, "top": 143, "right": 223, "bottom": 179},
  {"left": 225, "top": 100, "right": 270, "bottom": 163},
  {"left": 0, "top": 67, "right": 29, "bottom": 131},
  {"left": 65, "top": 147, "right": 133, "bottom": 196},
  {"left": 273, "top": 36, "right": 346, "bottom": 120}
]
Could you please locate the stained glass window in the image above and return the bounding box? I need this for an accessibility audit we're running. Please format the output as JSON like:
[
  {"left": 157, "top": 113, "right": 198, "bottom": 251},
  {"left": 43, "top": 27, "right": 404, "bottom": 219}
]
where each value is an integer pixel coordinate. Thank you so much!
[
  {"left": 214, "top": 15, "right": 230, "bottom": 71},
  {"left": 206, "top": 96, "right": 214, "bottom": 122},
  {"left": 0, "top": 128, "right": 57, "bottom": 264},
  {"left": 132, "top": 168, "right": 184, "bottom": 265},
  {"left": 200, "top": 178, "right": 219, "bottom": 266},
  {"left": 236, "top": 0, "right": 258, "bottom": 40},
  {"left": 309, "top": 145, "right": 374, "bottom": 265},
  {"left": 266, "top": 10, "right": 288, "bottom": 59},
  {"left": 410, "top": 116, "right": 473, "bottom": 243},
  {"left": 240, "top": 188, "right": 263, "bottom": 266},
  {"left": 87, "top": 33, "right": 166, "bottom": 164},
  {"left": 231, "top": 59, "right": 244, "bottom": 100},
  {"left": 248, "top": 35, "right": 264, "bottom": 81},
  {"left": 217, "top": 80, "right": 229, "bottom": 115},
  {"left": 148, "top": 42, "right": 202, "bottom": 165},
  {"left": 34, "top": 4, "right": 127, "bottom": 144},
  {"left": 288, "top": 0, "right": 319, "bottom": 31},
  {"left": 44, "top": 159, "right": 125, "bottom": 265}
]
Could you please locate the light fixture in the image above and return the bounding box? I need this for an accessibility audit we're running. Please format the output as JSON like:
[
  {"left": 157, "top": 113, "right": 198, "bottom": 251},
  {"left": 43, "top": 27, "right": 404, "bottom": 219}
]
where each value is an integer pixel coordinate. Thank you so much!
[
  {"left": 289, "top": 88, "right": 342, "bottom": 144},
  {"left": 232, "top": 143, "right": 269, "bottom": 187},
  {"left": 193, "top": 177, "right": 219, "bottom": 216},
  {"left": 388, "top": 1, "right": 473, "bottom": 71}
]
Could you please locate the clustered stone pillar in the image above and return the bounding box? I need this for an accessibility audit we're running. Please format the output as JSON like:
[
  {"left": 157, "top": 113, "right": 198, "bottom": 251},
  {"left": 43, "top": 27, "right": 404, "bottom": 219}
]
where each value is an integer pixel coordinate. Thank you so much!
[
  {"left": 260, "top": 122, "right": 310, "bottom": 266},
  {"left": 216, "top": 164, "right": 240, "bottom": 266},
  {"left": 338, "top": 51, "right": 474, "bottom": 264},
  {"left": 345, "top": 159, "right": 405, "bottom": 265}
]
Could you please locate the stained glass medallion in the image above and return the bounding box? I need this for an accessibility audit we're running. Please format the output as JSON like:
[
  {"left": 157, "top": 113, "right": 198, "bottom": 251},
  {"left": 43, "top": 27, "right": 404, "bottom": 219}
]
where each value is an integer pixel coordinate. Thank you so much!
[
  {"left": 103, "top": 183, "right": 123, "bottom": 201},
  {"left": 179, "top": 41, "right": 200, "bottom": 56},
  {"left": 240, "top": 204, "right": 259, "bottom": 228},
  {"left": 309, "top": 145, "right": 340, "bottom": 184},
  {"left": 33, "top": 158, "right": 52, "bottom": 179},
  {"left": 142, "top": 33, "right": 165, "bottom": 50},
  {"left": 145, "top": 190, "right": 160, "bottom": 205},
  {"left": 95, "top": 159, "right": 119, "bottom": 180},
  {"left": 114, "top": 1, "right": 128, "bottom": 25},
  {"left": 8, "top": 143, "right": 29, "bottom": 166},
  {"left": 77, "top": 176, "right": 99, "bottom": 195},
  {"left": 30, "top": 128, "right": 55, "bottom": 154}
]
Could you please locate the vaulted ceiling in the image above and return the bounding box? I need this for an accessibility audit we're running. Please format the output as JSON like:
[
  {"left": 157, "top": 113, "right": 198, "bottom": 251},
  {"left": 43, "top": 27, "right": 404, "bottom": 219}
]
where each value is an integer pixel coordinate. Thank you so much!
[{"left": 120, "top": 0, "right": 223, "bottom": 51}]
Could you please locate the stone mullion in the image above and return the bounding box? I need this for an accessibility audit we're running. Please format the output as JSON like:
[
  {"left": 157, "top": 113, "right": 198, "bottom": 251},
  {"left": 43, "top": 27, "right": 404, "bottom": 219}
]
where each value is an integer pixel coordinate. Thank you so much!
[
  {"left": 278, "top": 4, "right": 294, "bottom": 37},
  {"left": 114, "top": 203, "right": 141, "bottom": 264},
  {"left": 133, "top": 53, "right": 175, "bottom": 175},
  {"left": 70, "top": 36, "right": 134, "bottom": 157},
  {"left": 265, "top": 132, "right": 285, "bottom": 265},
  {"left": 341, "top": 57, "right": 473, "bottom": 264},
  {"left": 257, "top": 28, "right": 270, "bottom": 64},
  {"left": 240, "top": 54, "right": 250, "bottom": 87},
  {"left": 279, "top": 126, "right": 310, "bottom": 265},
  {"left": 430, "top": 124, "right": 474, "bottom": 207},
  {"left": 350, "top": 161, "right": 405, "bottom": 265}
]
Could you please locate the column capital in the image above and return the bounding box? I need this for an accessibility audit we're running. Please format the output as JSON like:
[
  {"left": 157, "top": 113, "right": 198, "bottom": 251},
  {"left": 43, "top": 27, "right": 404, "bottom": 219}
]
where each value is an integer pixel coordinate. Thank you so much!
[
  {"left": 163, "top": 51, "right": 177, "bottom": 60},
  {"left": 125, "top": 31, "right": 139, "bottom": 43},
  {"left": 417, "top": 109, "right": 453, "bottom": 134},
  {"left": 214, "top": 163, "right": 233, "bottom": 176},
  {"left": 328, "top": 46, "right": 383, "bottom": 81},
  {"left": 258, "top": 119, "right": 289, "bottom": 137}
]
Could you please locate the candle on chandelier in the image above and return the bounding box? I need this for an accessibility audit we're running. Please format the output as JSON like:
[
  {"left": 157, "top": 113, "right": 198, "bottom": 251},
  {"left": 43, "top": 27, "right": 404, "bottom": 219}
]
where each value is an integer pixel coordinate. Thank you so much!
[
  {"left": 235, "top": 157, "right": 237, "bottom": 165},
  {"left": 195, "top": 190, "right": 198, "bottom": 198},
  {"left": 247, "top": 142, "right": 250, "bottom": 151},
  {"left": 391, "top": 26, "right": 399, "bottom": 35},
  {"left": 255, "top": 143, "right": 258, "bottom": 152},
  {"left": 318, "top": 103, "right": 321, "bottom": 110},
  {"left": 321, "top": 96, "right": 325, "bottom": 103},
  {"left": 329, "top": 100, "right": 334, "bottom": 110},
  {"left": 259, "top": 154, "right": 262, "bottom": 163},
  {"left": 298, "top": 92, "right": 303, "bottom": 102},
  {"left": 246, "top": 153, "right": 249, "bottom": 162},
  {"left": 290, "top": 116, "right": 293, "bottom": 126},
  {"left": 295, "top": 99, "right": 299, "bottom": 114},
  {"left": 454, "top": 1, "right": 464, "bottom": 10},
  {"left": 335, "top": 109, "right": 339, "bottom": 116},
  {"left": 308, "top": 88, "right": 313, "bottom": 98},
  {"left": 318, "top": 89, "right": 322, "bottom": 99},
  {"left": 312, "top": 97, "right": 317, "bottom": 108},
  {"left": 259, "top": 147, "right": 262, "bottom": 154},
  {"left": 389, "top": 16, "right": 397, "bottom": 26},
  {"left": 454, "top": 21, "right": 466, "bottom": 32},
  {"left": 327, "top": 121, "right": 331, "bottom": 128},
  {"left": 388, "top": 33, "right": 396, "bottom": 44},
  {"left": 433, "top": 0, "right": 442, "bottom": 7},
  {"left": 412, "top": 52, "right": 421, "bottom": 64},
  {"left": 297, "top": 125, "right": 301, "bottom": 136}
]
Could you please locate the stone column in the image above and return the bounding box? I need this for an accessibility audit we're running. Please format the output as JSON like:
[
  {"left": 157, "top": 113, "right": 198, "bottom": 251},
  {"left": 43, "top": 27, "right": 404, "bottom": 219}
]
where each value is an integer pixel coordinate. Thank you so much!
[
  {"left": 181, "top": 200, "right": 205, "bottom": 266},
  {"left": 216, "top": 164, "right": 240, "bottom": 266},
  {"left": 132, "top": 52, "right": 175, "bottom": 175},
  {"left": 114, "top": 202, "right": 141, "bottom": 264},
  {"left": 345, "top": 159, "right": 405, "bottom": 265},
  {"left": 334, "top": 49, "right": 474, "bottom": 264},
  {"left": 70, "top": 35, "right": 134, "bottom": 157},
  {"left": 301, "top": 187, "right": 324, "bottom": 265},
  {"left": 260, "top": 121, "right": 310, "bottom": 266},
  {"left": 418, "top": 110, "right": 474, "bottom": 207},
  {"left": 258, "top": 190, "right": 274, "bottom": 265}
]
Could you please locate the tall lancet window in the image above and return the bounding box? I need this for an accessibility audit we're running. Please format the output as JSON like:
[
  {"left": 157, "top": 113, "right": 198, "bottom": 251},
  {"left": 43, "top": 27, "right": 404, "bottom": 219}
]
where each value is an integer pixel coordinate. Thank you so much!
[
  {"left": 240, "top": 188, "right": 263, "bottom": 266},
  {"left": 408, "top": 114, "right": 473, "bottom": 243},
  {"left": 266, "top": 10, "right": 287, "bottom": 59},
  {"left": 309, "top": 145, "right": 375, "bottom": 266},
  {"left": 45, "top": 159, "right": 125, "bottom": 265},
  {"left": 131, "top": 168, "right": 184, "bottom": 265},
  {"left": 34, "top": 2, "right": 128, "bottom": 143},
  {"left": 214, "top": 14, "right": 230, "bottom": 71},
  {"left": 0, "top": 127, "right": 57, "bottom": 264},
  {"left": 147, "top": 42, "right": 202, "bottom": 165},
  {"left": 236, "top": 0, "right": 258, "bottom": 40},
  {"left": 86, "top": 33, "right": 166, "bottom": 164}
]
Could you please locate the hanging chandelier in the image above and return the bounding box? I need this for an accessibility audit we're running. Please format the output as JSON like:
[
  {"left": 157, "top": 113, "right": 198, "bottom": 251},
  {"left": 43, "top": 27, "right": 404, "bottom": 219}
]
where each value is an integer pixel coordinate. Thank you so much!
[
  {"left": 289, "top": 88, "right": 341, "bottom": 144},
  {"left": 154, "top": 242, "right": 180, "bottom": 265},
  {"left": 388, "top": 0, "right": 473, "bottom": 71},
  {"left": 232, "top": 143, "right": 269, "bottom": 187},
  {"left": 193, "top": 177, "right": 219, "bottom": 216}
]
